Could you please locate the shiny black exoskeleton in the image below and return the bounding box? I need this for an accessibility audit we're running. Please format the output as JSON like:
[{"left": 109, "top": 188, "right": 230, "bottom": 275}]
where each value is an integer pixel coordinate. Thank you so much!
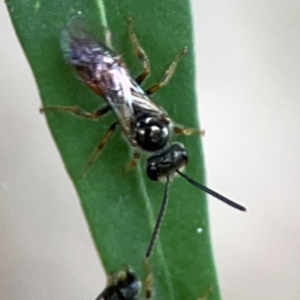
[
  {"left": 135, "top": 114, "right": 170, "bottom": 152},
  {"left": 96, "top": 269, "right": 139, "bottom": 300},
  {"left": 147, "top": 143, "right": 187, "bottom": 181}
]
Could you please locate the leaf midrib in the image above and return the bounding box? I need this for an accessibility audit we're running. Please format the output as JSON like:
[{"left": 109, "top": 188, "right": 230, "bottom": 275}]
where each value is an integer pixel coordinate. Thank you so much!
[{"left": 95, "top": 1, "right": 174, "bottom": 298}]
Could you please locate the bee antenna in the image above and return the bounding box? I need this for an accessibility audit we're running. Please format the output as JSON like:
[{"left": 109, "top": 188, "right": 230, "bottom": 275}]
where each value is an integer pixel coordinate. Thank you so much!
[
  {"left": 145, "top": 175, "right": 170, "bottom": 258},
  {"left": 176, "top": 170, "right": 246, "bottom": 211}
]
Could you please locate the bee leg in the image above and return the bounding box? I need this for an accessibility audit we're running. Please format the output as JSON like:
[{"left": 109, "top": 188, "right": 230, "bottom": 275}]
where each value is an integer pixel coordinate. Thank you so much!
[
  {"left": 174, "top": 126, "right": 205, "bottom": 137},
  {"left": 197, "top": 285, "right": 214, "bottom": 300},
  {"left": 81, "top": 122, "right": 118, "bottom": 178},
  {"left": 40, "top": 105, "right": 110, "bottom": 120},
  {"left": 104, "top": 26, "right": 114, "bottom": 50},
  {"left": 125, "top": 151, "right": 141, "bottom": 172},
  {"left": 143, "top": 259, "right": 153, "bottom": 300},
  {"left": 128, "top": 17, "right": 151, "bottom": 85},
  {"left": 146, "top": 47, "right": 187, "bottom": 96}
]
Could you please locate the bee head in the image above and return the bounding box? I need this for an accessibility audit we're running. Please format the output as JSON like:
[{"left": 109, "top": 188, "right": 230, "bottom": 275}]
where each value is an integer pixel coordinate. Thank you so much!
[
  {"left": 145, "top": 142, "right": 246, "bottom": 258},
  {"left": 135, "top": 115, "right": 170, "bottom": 152},
  {"left": 146, "top": 142, "right": 188, "bottom": 181},
  {"left": 116, "top": 269, "right": 140, "bottom": 299}
]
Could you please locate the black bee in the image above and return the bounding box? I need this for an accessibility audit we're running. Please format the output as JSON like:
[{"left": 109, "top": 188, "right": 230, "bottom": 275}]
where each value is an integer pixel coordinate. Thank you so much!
[
  {"left": 95, "top": 267, "right": 151, "bottom": 300},
  {"left": 95, "top": 268, "right": 139, "bottom": 300},
  {"left": 41, "top": 16, "right": 246, "bottom": 258},
  {"left": 95, "top": 265, "right": 212, "bottom": 300}
]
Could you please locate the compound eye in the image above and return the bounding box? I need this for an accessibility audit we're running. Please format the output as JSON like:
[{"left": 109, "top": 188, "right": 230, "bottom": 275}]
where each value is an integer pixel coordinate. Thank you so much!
[
  {"left": 135, "top": 117, "right": 169, "bottom": 152},
  {"left": 146, "top": 143, "right": 188, "bottom": 182},
  {"left": 146, "top": 163, "right": 159, "bottom": 181}
]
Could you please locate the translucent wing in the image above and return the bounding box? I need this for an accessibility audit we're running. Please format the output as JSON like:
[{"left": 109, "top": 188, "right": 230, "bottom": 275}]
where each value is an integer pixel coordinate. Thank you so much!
[
  {"left": 60, "top": 16, "right": 134, "bottom": 137},
  {"left": 130, "top": 80, "right": 168, "bottom": 117},
  {"left": 60, "top": 16, "right": 113, "bottom": 68}
]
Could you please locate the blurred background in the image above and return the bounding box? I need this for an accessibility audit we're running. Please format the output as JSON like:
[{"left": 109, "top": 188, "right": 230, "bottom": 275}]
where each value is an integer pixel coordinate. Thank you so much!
[{"left": 1, "top": 0, "right": 300, "bottom": 299}]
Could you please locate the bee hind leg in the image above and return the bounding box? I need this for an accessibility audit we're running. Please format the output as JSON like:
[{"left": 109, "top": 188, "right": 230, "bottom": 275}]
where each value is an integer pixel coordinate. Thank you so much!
[
  {"left": 104, "top": 26, "right": 114, "bottom": 50},
  {"left": 40, "top": 105, "right": 110, "bottom": 120},
  {"left": 128, "top": 17, "right": 151, "bottom": 85},
  {"left": 81, "top": 121, "right": 118, "bottom": 178}
]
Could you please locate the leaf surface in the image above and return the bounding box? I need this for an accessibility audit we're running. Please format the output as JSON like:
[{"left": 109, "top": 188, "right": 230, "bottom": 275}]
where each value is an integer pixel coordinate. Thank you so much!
[{"left": 5, "top": 0, "right": 221, "bottom": 298}]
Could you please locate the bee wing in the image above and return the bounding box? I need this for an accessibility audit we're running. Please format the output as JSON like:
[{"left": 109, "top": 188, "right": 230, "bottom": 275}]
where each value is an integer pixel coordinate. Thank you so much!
[
  {"left": 60, "top": 17, "right": 166, "bottom": 144},
  {"left": 130, "top": 80, "right": 167, "bottom": 115},
  {"left": 105, "top": 68, "right": 135, "bottom": 137},
  {"left": 61, "top": 17, "right": 134, "bottom": 128},
  {"left": 60, "top": 16, "right": 114, "bottom": 68}
]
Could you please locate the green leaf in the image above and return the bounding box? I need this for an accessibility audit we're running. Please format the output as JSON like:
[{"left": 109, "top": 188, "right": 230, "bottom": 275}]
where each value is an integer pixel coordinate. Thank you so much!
[{"left": 5, "top": 0, "right": 221, "bottom": 299}]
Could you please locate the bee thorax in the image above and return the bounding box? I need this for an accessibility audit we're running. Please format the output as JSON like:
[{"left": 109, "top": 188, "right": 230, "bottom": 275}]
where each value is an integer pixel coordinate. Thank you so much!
[{"left": 135, "top": 115, "right": 170, "bottom": 152}]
